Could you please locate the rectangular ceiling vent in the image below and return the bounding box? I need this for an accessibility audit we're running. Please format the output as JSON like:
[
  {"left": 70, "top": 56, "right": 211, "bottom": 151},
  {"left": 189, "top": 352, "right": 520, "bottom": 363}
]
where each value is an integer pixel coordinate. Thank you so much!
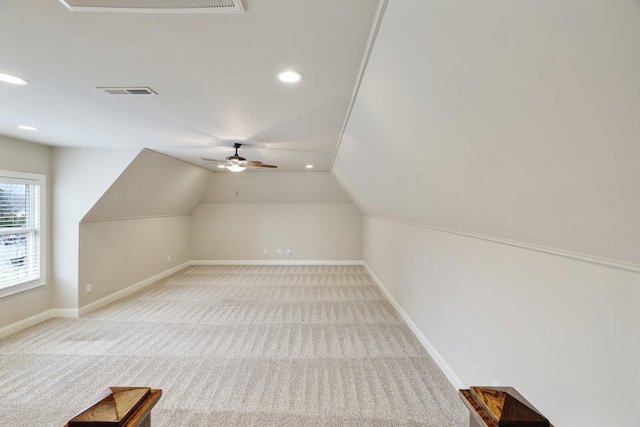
[
  {"left": 59, "top": 0, "right": 244, "bottom": 13},
  {"left": 99, "top": 87, "right": 158, "bottom": 95}
]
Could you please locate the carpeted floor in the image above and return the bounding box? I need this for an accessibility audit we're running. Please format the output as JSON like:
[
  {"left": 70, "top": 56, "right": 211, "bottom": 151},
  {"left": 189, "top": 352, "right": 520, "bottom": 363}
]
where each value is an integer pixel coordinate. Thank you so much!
[{"left": 0, "top": 265, "right": 467, "bottom": 426}]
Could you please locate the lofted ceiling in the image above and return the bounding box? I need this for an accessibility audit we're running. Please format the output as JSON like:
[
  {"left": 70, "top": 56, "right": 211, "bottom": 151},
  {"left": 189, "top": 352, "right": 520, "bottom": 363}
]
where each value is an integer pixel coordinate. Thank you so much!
[
  {"left": 0, "top": 0, "right": 379, "bottom": 172},
  {"left": 333, "top": 0, "right": 640, "bottom": 265}
]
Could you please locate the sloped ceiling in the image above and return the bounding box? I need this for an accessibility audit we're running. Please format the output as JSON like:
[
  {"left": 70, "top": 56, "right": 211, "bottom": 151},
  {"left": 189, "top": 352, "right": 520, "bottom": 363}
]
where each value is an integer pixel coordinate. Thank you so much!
[
  {"left": 82, "top": 149, "right": 211, "bottom": 222},
  {"left": 333, "top": 0, "right": 640, "bottom": 265},
  {"left": 201, "top": 172, "right": 353, "bottom": 204}
]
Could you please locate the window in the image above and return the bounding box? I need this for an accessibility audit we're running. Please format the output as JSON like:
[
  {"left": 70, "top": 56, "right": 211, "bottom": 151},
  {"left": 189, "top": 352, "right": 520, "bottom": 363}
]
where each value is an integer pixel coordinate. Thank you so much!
[{"left": 0, "top": 170, "right": 45, "bottom": 296}]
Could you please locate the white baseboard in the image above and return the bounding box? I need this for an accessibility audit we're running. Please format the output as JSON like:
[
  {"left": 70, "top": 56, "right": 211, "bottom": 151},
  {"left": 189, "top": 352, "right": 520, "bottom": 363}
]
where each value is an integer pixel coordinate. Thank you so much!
[
  {"left": 50, "top": 308, "right": 79, "bottom": 318},
  {"left": 362, "top": 262, "right": 465, "bottom": 390},
  {"left": 189, "top": 260, "right": 365, "bottom": 266},
  {"left": 0, "top": 263, "right": 191, "bottom": 338},
  {"left": 77, "top": 261, "right": 190, "bottom": 316},
  {"left": 0, "top": 309, "right": 55, "bottom": 339}
]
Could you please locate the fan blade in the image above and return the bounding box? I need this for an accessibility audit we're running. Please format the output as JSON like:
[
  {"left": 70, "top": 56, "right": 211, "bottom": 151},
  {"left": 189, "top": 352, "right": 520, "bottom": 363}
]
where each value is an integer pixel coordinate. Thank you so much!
[
  {"left": 247, "top": 161, "right": 277, "bottom": 168},
  {"left": 201, "top": 157, "right": 228, "bottom": 163}
]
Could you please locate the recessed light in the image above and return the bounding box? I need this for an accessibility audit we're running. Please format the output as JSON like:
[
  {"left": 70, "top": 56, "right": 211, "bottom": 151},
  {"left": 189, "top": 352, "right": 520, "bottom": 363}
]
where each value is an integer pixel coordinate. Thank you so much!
[
  {"left": 18, "top": 125, "right": 37, "bottom": 131},
  {"left": 0, "top": 73, "right": 28, "bottom": 85},
  {"left": 305, "top": 164, "right": 314, "bottom": 169},
  {"left": 278, "top": 71, "right": 303, "bottom": 83}
]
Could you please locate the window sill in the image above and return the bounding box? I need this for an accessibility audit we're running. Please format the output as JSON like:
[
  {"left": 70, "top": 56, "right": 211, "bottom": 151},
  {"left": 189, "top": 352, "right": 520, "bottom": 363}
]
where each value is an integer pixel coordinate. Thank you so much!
[{"left": 0, "top": 279, "right": 46, "bottom": 299}]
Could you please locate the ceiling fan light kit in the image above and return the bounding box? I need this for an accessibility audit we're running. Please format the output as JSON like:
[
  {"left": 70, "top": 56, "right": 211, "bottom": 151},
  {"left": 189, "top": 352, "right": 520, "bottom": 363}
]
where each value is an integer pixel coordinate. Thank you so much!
[{"left": 226, "top": 164, "right": 246, "bottom": 172}]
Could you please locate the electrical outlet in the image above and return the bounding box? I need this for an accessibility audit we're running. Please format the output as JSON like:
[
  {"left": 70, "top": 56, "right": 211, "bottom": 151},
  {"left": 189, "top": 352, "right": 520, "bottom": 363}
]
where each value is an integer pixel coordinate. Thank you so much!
[
  {"left": 167, "top": 256, "right": 171, "bottom": 262},
  {"left": 263, "top": 249, "right": 267, "bottom": 254},
  {"left": 86, "top": 283, "right": 92, "bottom": 293},
  {"left": 398, "top": 283, "right": 402, "bottom": 294},
  {"left": 277, "top": 249, "right": 282, "bottom": 254},
  {"left": 491, "top": 378, "right": 500, "bottom": 386},
  {"left": 287, "top": 249, "right": 291, "bottom": 257}
]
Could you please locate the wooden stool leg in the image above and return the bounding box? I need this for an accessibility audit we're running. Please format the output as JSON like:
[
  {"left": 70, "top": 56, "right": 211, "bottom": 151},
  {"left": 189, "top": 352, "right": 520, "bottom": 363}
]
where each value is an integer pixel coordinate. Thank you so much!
[{"left": 139, "top": 414, "right": 151, "bottom": 427}]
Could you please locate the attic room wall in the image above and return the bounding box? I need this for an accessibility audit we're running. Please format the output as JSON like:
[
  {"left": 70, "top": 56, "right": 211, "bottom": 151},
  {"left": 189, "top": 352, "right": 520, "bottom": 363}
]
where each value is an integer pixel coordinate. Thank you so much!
[
  {"left": 333, "top": 1, "right": 640, "bottom": 426},
  {"left": 190, "top": 172, "right": 362, "bottom": 261},
  {"left": 52, "top": 147, "right": 139, "bottom": 310},
  {"left": 78, "top": 150, "right": 211, "bottom": 308},
  {"left": 0, "top": 136, "right": 51, "bottom": 330},
  {"left": 78, "top": 216, "right": 189, "bottom": 306},
  {"left": 362, "top": 218, "right": 638, "bottom": 427}
]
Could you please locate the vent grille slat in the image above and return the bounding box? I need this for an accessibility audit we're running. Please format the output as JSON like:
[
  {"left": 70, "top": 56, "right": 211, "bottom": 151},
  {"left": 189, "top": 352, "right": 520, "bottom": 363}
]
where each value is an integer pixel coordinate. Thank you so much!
[
  {"left": 60, "top": 0, "right": 243, "bottom": 13},
  {"left": 99, "top": 87, "right": 158, "bottom": 96}
]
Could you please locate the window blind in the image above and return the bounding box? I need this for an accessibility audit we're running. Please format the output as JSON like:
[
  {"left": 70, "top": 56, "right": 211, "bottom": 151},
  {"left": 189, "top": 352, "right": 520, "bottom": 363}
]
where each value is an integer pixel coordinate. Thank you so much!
[{"left": 0, "top": 173, "right": 42, "bottom": 290}]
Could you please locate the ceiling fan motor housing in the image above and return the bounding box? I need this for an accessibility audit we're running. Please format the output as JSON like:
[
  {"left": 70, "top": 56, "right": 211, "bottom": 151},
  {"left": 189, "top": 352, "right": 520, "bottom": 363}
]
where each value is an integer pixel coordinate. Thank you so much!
[
  {"left": 227, "top": 143, "right": 246, "bottom": 162},
  {"left": 201, "top": 142, "right": 277, "bottom": 169}
]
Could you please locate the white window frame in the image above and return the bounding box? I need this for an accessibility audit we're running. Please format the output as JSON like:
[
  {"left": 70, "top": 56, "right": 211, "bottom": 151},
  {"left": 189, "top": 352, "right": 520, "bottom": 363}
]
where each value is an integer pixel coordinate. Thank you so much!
[{"left": 0, "top": 170, "right": 46, "bottom": 298}]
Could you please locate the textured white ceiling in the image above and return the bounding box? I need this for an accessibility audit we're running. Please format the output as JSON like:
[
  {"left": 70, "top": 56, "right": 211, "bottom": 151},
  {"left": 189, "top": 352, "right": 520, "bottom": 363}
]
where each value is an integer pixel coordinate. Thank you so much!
[{"left": 0, "top": 0, "right": 378, "bottom": 171}]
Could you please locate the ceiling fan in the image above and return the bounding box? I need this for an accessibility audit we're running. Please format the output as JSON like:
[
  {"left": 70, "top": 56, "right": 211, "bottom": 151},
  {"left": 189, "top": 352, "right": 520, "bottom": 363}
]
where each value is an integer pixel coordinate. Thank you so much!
[{"left": 201, "top": 143, "right": 278, "bottom": 172}]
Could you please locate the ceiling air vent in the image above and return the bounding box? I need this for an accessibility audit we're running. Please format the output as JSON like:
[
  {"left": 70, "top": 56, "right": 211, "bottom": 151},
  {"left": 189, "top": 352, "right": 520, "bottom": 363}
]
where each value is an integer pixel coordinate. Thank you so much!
[
  {"left": 59, "top": 0, "right": 244, "bottom": 13},
  {"left": 99, "top": 87, "right": 158, "bottom": 95}
]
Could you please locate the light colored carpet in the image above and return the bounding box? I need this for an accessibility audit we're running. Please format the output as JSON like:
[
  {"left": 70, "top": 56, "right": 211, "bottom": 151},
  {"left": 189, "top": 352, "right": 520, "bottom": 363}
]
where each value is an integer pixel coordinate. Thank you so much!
[{"left": 0, "top": 265, "right": 467, "bottom": 426}]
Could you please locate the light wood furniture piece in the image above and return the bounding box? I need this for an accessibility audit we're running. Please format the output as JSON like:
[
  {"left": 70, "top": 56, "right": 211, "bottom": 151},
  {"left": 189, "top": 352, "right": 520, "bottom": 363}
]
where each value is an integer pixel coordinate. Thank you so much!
[
  {"left": 459, "top": 386, "right": 552, "bottom": 427},
  {"left": 65, "top": 387, "right": 162, "bottom": 427}
]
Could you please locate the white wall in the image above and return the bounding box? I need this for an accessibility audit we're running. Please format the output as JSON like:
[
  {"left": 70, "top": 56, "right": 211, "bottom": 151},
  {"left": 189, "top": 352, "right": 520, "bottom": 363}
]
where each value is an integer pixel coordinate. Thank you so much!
[
  {"left": 77, "top": 149, "right": 211, "bottom": 308},
  {"left": 78, "top": 216, "right": 190, "bottom": 307},
  {"left": 0, "top": 136, "right": 51, "bottom": 329},
  {"left": 332, "top": 1, "right": 640, "bottom": 426},
  {"left": 364, "top": 217, "right": 639, "bottom": 427},
  {"left": 191, "top": 203, "right": 362, "bottom": 261},
  {"left": 192, "top": 172, "right": 362, "bottom": 260},
  {"left": 51, "top": 147, "right": 139, "bottom": 309}
]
